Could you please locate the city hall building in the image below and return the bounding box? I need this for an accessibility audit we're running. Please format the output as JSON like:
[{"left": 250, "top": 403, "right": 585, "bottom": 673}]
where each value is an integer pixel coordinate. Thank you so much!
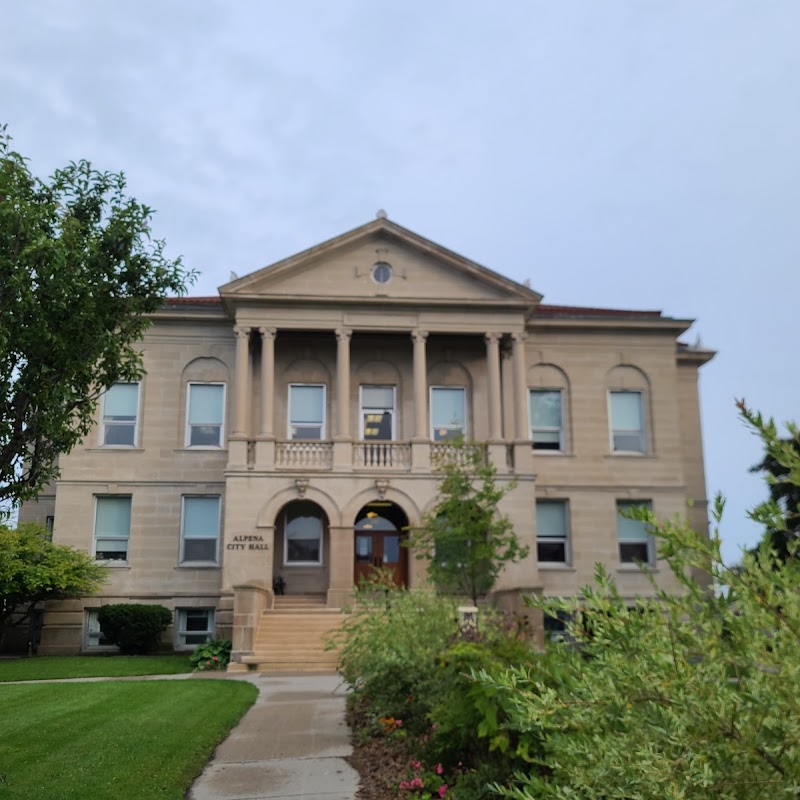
[{"left": 18, "top": 216, "right": 714, "bottom": 668}]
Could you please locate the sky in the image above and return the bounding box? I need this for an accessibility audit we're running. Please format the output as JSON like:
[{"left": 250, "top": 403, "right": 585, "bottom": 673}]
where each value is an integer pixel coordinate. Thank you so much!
[{"left": 2, "top": 1, "right": 798, "bottom": 562}]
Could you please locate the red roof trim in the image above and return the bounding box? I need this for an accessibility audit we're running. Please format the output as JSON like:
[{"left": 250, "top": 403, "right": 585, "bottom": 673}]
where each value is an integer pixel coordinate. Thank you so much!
[
  {"left": 163, "top": 297, "right": 663, "bottom": 319},
  {"left": 536, "top": 304, "right": 662, "bottom": 318}
]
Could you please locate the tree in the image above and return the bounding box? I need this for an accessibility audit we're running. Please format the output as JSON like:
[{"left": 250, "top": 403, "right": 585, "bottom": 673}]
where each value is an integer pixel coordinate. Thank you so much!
[
  {"left": 0, "top": 523, "right": 106, "bottom": 640},
  {"left": 409, "top": 443, "right": 528, "bottom": 604},
  {"left": 749, "top": 431, "right": 800, "bottom": 561},
  {"left": 479, "top": 402, "right": 800, "bottom": 800},
  {"left": 0, "top": 126, "right": 194, "bottom": 512}
]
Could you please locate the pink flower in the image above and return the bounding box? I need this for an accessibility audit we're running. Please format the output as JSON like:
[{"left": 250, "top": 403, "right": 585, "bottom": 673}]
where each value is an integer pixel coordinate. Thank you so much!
[
  {"left": 395, "top": 719, "right": 403, "bottom": 727},
  {"left": 212, "top": 656, "right": 219, "bottom": 661},
  {"left": 438, "top": 785, "right": 448, "bottom": 798},
  {"left": 412, "top": 777, "right": 424, "bottom": 789},
  {"left": 436, "top": 764, "right": 444, "bottom": 776},
  {"left": 411, "top": 761, "right": 421, "bottom": 771}
]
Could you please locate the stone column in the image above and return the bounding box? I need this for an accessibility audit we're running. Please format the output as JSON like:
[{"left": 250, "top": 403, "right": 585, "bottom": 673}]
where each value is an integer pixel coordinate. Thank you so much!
[
  {"left": 233, "top": 325, "right": 251, "bottom": 438},
  {"left": 327, "top": 525, "right": 355, "bottom": 608},
  {"left": 412, "top": 330, "right": 429, "bottom": 441},
  {"left": 512, "top": 332, "right": 528, "bottom": 440},
  {"left": 259, "top": 327, "right": 276, "bottom": 439},
  {"left": 255, "top": 327, "right": 276, "bottom": 468},
  {"left": 485, "top": 332, "right": 503, "bottom": 441},
  {"left": 511, "top": 332, "right": 533, "bottom": 472},
  {"left": 335, "top": 328, "right": 352, "bottom": 440}
]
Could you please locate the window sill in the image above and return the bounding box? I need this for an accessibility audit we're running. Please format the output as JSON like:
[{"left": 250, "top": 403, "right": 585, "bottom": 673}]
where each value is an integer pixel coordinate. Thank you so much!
[
  {"left": 616, "top": 565, "right": 659, "bottom": 574},
  {"left": 176, "top": 563, "right": 220, "bottom": 569},
  {"left": 532, "top": 449, "right": 574, "bottom": 457},
  {"left": 283, "top": 562, "right": 324, "bottom": 568},
  {"left": 87, "top": 447, "right": 144, "bottom": 452},
  {"left": 605, "top": 452, "right": 655, "bottom": 459},
  {"left": 538, "top": 565, "right": 576, "bottom": 572},
  {"left": 176, "top": 447, "right": 227, "bottom": 453},
  {"left": 95, "top": 562, "right": 130, "bottom": 569}
]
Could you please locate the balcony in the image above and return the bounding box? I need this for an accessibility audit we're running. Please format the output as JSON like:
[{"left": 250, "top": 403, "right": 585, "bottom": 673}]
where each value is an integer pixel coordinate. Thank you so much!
[
  {"left": 352, "top": 441, "right": 412, "bottom": 470},
  {"left": 275, "top": 441, "right": 333, "bottom": 470}
]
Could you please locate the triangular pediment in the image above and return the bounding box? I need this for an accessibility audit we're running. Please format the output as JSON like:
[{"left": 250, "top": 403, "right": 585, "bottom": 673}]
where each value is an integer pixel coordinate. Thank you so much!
[{"left": 220, "top": 218, "right": 541, "bottom": 308}]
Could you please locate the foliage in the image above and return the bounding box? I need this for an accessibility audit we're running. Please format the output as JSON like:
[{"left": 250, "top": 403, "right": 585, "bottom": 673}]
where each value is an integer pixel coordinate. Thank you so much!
[
  {"left": 474, "top": 404, "right": 800, "bottom": 800},
  {"left": 749, "top": 426, "right": 800, "bottom": 562},
  {"left": 0, "top": 654, "right": 190, "bottom": 682},
  {"left": 408, "top": 442, "right": 528, "bottom": 604},
  {"left": 190, "top": 638, "right": 231, "bottom": 671},
  {"left": 0, "top": 680, "right": 257, "bottom": 800},
  {"left": 97, "top": 603, "right": 171, "bottom": 655},
  {"left": 0, "top": 126, "right": 195, "bottom": 512},
  {"left": 333, "top": 586, "right": 459, "bottom": 730},
  {"left": 0, "top": 522, "right": 106, "bottom": 638}
]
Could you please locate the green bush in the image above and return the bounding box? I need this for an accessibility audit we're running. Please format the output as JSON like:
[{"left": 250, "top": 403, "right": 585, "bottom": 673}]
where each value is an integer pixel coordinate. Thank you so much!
[
  {"left": 97, "top": 604, "right": 171, "bottom": 655},
  {"left": 333, "top": 587, "right": 458, "bottom": 731},
  {"left": 190, "top": 639, "right": 231, "bottom": 671}
]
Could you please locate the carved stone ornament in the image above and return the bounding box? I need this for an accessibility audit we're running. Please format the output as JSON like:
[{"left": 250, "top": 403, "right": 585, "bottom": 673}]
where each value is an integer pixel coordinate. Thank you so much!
[
  {"left": 374, "top": 478, "right": 389, "bottom": 500},
  {"left": 295, "top": 478, "right": 309, "bottom": 498}
]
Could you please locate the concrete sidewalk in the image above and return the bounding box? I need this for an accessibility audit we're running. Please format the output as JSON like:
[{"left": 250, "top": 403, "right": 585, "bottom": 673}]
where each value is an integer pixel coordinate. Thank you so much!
[{"left": 188, "top": 673, "right": 359, "bottom": 800}]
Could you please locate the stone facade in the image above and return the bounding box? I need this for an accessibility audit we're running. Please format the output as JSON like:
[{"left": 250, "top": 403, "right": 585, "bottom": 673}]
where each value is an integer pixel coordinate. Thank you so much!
[{"left": 17, "top": 218, "right": 714, "bottom": 658}]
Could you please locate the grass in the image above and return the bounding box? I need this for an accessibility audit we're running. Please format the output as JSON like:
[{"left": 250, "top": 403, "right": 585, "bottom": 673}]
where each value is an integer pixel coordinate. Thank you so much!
[
  {"left": 0, "top": 680, "right": 258, "bottom": 799},
  {"left": 0, "top": 654, "right": 192, "bottom": 682}
]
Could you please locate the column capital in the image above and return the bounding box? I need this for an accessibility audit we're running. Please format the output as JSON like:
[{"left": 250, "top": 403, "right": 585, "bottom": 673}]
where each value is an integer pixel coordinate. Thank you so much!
[
  {"left": 511, "top": 331, "right": 527, "bottom": 343},
  {"left": 335, "top": 327, "right": 352, "bottom": 342},
  {"left": 484, "top": 332, "right": 502, "bottom": 345},
  {"left": 234, "top": 325, "right": 252, "bottom": 339},
  {"left": 411, "top": 329, "right": 429, "bottom": 344},
  {"left": 258, "top": 327, "right": 276, "bottom": 340}
]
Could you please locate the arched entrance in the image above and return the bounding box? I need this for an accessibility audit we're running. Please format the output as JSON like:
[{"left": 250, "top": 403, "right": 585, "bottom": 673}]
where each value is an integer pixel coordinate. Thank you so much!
[
  {"left": 353, "top": 501, "right": 409, "bottom": 588},
  {"left": 273, "top": 500, "right": 330, "bottom": 596}
]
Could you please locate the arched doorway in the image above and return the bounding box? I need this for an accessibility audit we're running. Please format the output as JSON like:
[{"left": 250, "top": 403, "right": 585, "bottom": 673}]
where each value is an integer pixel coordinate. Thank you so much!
[
  {"left": 353, "top": 501, "right": 409, "bottom": 588},
  {"left": 273, "top": 500, "right": 330, "bottom": 596}
]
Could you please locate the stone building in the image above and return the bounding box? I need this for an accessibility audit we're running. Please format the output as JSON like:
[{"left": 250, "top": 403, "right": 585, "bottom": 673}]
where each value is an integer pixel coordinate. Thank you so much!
[{"left": 18, "top": 216, "right": 714, "bottom": 666}]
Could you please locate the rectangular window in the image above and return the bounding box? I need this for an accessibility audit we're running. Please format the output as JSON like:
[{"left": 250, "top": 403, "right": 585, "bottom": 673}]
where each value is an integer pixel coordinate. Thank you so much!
[
  {"left": 186, "top": 383, "right": 225, "bottom": 447},
  {"left": 360, "top": 385, "right": 395, "bottom": 440},
  {"left": 430, "top": 386, "right": 466, "bottom": 441},
  {"left": 94, "top": 496, "right": 131, "bottom": 562},
  {"left": 85, "top": 609, "right": 115, "bottom": 650},
  {"left": 536, "top": 500, "right": 569, "bottom": 563},
  {"left": 175, "top": 608, "right": 215, "bottom": 648},
  {"left": 530, "top": 389, "right": 563, "bottom": 450},
  {"left": 101, "top": 383, "right": 139, "bottom": 446},
  {"left": 289, "top": 384, "right": 326, "bottom": 440},
  {"left": 609, "top": 391, "right": 645, "bottom": 453},
  {"left": 181, "top": 496, "right": 221, "bottom": 564},
  {"left": 617, "top": 500, "right": 653, "bottom": 564},
  {"left": 284, "top": 501, "right": 323, "bottom": 565}
]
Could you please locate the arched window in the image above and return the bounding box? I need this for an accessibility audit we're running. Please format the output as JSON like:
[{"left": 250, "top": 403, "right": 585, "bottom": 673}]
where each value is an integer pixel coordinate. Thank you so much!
[
  {"left": 607, "top": 365, "right": 650, "bottom": 454},
  {"left": 284, "top": 501, "right": 325, "bottom": 565},
  {"left": 528, "top": 364, "right": 570, "bottom": 452}
]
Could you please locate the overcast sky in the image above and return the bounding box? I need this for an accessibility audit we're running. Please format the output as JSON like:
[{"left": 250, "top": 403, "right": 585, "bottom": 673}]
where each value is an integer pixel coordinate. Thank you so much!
[{"left": 3, "top": 1, "right": 798, "bottom": 562}]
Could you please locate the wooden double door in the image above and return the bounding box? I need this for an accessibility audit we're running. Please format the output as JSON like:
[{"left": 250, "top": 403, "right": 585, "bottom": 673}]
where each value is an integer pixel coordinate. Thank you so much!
[{"left": 354, "top": 531, "right": 407, "bottom": 587}]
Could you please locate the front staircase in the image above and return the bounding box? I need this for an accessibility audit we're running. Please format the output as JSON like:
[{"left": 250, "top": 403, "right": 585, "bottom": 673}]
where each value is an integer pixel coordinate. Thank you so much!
[{"left": 240, "top": 594, "right": 347, "bottom": 673}]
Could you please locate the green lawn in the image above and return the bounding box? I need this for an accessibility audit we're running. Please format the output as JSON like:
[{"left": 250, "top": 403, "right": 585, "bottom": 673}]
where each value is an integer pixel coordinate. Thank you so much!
[
  {"left": 0, "top": 654, "right": 191, "bottom": 682},
  {"left": 0, "top": 680, "right": 258, "bottom": 799}
]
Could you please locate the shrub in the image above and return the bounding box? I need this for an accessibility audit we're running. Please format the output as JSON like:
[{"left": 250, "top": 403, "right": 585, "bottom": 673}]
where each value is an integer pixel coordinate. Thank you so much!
[
  {"left": 333, "top": 587, "right": 458, "bottom": 731},
  {"left": 190, "top": 638, "right": 231, "bottom": 671},
  {"left": 97, "top": 604, "right": 171, "bottom": 655}
]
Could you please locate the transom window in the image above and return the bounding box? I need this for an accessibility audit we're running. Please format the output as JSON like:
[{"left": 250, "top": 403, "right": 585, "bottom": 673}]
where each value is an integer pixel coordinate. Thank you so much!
[
  {"left": 616, "top": 500, "right": 653, "bottom": 564},
  {"left": 609, "top": 390, "right": 646, "bottom": 453},
  {"left": 94, "top": 496, "right": 131, "bottom": 562},
  {"left": 181, "top": 496, "right": 221, "bottom": 564},
  {"left": 175, "top": 608, "right": 215, "bottom": 648},
  {"left": 289, "top": 384, "right": 326, "bottom": 440},
  {"left": 430, "top": 386, "right": 466, "bottom": 441},
  {"left": 101, "top": 383, "right": 139, "bottom": 446},
  {"left": 530, "top": 389, "right": 563, "bottom": 451},
  {"left": 360, "top": 385, "right": 395, "bottom": 440},
  {"left": 284, "top": 501, "right": 324, "bottom": 565},
  {"left": 371, "top": 261, "right": 393, "bottom": 284},
  {"left": 186, "top": 383, "right": 225, "bottom": 447},
  {"left": 536, "top": 500, "right": 569, "bottom": 563}
]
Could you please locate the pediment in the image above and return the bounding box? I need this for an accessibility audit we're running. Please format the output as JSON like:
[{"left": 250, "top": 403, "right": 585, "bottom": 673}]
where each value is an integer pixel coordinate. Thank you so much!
[{"left": 220, "top": 219, "right": 541, "bottom": 308}]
